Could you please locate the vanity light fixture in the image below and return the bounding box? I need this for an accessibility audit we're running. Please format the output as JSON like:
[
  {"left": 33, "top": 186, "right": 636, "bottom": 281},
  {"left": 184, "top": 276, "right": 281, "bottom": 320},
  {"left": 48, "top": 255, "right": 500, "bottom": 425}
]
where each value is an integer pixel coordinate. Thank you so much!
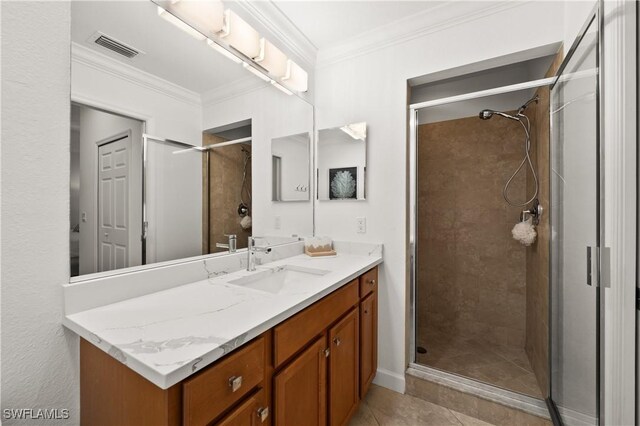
[
  {"left": 207, "top": 39, "right": 242, "bottom": 64},
  {"left": 165, "top": 0, "right": 225, "bottom": 36},
  {"left": 340, "top": 122, "right": 367, "bottom": 140},
  {"left": 281, "top": 59, "right": 308, "bottom": 92},
  {"left": 157, "top": 6, "right": 207, "bottom": 41},
  {"left": 255, "top": 38, "right": 288, "bottom": 78},
  {"left": 243, "top": 62, "right": 271, "bottom": 83},
  {"left": 157, "top": 2, "right": 309, "bottom": 93},
  {"left": 270, "top": 80, "right": 293, "bottom": 96},
  {"left": 220, "top": 10, "right": 261, "bottom": 59}
]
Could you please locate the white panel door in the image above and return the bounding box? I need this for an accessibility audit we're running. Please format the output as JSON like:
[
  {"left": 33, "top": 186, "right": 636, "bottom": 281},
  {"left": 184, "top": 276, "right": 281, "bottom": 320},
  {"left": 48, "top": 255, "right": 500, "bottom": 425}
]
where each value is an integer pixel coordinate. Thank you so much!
[{"left": 98, "top": 134, "right": 130, "bottom": 272}]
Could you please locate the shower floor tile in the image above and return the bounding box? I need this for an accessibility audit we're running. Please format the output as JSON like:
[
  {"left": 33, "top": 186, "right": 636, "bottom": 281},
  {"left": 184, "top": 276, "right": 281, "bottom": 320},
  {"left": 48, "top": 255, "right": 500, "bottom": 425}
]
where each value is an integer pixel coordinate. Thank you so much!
[{"left": 415, "top": 330, "right": 543, "bottom": 399}]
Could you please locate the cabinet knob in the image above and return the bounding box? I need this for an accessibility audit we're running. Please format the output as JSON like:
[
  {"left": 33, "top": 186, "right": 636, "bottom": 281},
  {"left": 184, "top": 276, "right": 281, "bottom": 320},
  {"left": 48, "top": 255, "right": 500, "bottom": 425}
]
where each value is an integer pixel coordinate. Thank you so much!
[
  {"left": 364, "top": 309, "right": 369, "bottom": 314},
  {"left": 333, "top": 337, "right": 341, "bottom": 347},
  {"left": 368, "top": 279, "right": 376, "bottom": 285},
  {"left": 228, "top": 375, "right": 243, "bottom": 392},
  {"left": 323, "top": 348, "right": 330, "bottom": 358},
  {"left": 257, "top": 407, "right": 269, "bottom": 422}
]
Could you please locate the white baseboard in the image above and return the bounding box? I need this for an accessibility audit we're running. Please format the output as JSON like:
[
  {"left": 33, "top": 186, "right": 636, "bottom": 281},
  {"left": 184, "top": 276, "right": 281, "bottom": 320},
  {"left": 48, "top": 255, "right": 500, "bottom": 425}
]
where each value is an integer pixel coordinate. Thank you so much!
[{"left": 372, "top": 367, "right": 406, "bottom": 394}]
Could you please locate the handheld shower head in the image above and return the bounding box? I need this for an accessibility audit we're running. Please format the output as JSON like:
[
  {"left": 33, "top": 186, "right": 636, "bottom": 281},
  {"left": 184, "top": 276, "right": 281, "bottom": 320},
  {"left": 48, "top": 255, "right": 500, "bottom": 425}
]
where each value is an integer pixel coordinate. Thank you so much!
[{"left": 478, "top": 100, "right": 538, "bottom": 207}]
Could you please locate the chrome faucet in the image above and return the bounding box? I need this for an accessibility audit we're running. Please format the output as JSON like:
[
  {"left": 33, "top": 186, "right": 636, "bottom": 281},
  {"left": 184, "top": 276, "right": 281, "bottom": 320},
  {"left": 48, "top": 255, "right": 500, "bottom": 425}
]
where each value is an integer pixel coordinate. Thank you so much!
[
  {"left": 216, "top": 234, "right": 237, "bottom": 253},
  {"left": 247, "top": 237, "right": 272, "bottom": 271}
]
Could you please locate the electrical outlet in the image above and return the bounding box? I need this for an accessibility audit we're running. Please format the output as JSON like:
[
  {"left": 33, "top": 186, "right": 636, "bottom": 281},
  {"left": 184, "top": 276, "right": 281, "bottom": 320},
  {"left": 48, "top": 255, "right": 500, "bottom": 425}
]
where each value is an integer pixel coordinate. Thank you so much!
[
  {"left": 356, "top": 217, "right": 366, "bottom": 233},
  {"left": 275, "top": 216, "right": 281, "bottom": 230}
]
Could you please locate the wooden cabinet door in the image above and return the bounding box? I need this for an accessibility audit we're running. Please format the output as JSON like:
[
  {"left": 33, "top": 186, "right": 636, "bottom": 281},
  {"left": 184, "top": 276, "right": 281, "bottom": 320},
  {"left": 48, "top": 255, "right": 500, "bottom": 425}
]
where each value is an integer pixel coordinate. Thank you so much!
[
  {"left": 359, "top": 291, "right": 377, "bottom": 397},
  {"left": 328, "top": 308, "right": 360, "bottom": 426},
  {"left": 217, "top": 388, "right": 269, "bottom": 426},
  {"left": 274, "top": 336, "right": 327, "bottom": 426}
]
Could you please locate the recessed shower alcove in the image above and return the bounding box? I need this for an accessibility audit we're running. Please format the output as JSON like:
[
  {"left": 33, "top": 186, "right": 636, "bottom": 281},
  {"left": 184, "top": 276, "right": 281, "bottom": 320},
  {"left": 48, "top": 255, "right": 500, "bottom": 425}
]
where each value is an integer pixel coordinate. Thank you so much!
[{"left": 409, "top": 52, "right": 562, "bottom": 399}]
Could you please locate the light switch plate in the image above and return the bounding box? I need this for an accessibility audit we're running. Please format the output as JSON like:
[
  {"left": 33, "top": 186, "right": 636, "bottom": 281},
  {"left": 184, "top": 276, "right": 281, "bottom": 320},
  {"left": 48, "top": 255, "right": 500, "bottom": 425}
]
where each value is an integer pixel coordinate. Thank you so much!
[
  {"left": 356, "top": 217, "right": 366, "bottom": 233},
  {"left": 274, "top": 216, "right": 281, "bottom": 230}
]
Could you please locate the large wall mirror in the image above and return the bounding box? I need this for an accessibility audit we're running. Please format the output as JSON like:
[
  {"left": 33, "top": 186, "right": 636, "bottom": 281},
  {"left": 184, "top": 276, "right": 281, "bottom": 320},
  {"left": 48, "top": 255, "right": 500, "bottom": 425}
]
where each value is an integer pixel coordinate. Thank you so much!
[
  {"left": 70, "top": 1, "right": 313, "bottom": 279},
  {"left": 317, "top": 122, "right": 367, "bottom": 200}
]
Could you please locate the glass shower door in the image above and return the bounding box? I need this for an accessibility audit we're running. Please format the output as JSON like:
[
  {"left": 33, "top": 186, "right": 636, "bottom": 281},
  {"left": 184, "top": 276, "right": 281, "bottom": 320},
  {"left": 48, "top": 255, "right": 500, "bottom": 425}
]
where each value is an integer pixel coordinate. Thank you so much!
[{"left": 549, "top": 8, "right": 601, "bottom": 426}]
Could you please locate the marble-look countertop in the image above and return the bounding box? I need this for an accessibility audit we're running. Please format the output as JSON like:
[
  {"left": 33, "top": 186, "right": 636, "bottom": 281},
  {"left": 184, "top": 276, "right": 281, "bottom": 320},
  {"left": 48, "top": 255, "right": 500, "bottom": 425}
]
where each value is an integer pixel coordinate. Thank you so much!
[{"left": 63, "top": 249, "right": 382, "bottom": 389}]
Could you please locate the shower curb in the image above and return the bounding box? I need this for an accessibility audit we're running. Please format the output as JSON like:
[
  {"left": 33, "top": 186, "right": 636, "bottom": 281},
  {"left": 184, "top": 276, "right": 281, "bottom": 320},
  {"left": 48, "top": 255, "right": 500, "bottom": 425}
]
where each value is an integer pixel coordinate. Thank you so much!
[{"left": 406, "top": 364, "right": 551, "bottom": 420}]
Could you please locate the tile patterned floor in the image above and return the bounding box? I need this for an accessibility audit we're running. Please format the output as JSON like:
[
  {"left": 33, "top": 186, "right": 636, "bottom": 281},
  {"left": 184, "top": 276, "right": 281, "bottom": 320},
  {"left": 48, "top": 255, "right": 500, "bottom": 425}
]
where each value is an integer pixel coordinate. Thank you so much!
[
  {"left": 415, "top": 330, "right": 543, "bottom": 398},
  {"left": 349, "top": 384, "right": 494, "bottom": 426}
]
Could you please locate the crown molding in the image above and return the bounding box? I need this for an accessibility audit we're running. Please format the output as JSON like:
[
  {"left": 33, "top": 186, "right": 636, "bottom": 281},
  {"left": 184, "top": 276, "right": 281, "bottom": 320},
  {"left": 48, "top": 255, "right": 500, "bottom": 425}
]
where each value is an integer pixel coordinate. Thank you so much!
[
  {"left": 71, "top": 42, "right": 201, "bottom": 107},
  {"left": 317, "top": 1, "right": 530, "bottom": 68},
  {"left": 230, "top": 0, "right": 317, "bottom": 70},
  {"left": 200, "top": 75, "right": 266, "bottom": 108}
]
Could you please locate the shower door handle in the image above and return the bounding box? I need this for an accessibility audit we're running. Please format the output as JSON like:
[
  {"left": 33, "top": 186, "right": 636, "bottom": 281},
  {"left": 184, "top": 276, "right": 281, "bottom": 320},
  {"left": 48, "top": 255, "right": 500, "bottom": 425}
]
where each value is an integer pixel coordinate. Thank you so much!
[
  {"left": 586, "top": 246, "right": 593, "bottom": 286},
  {"left": 586, "top": 246, "right": 609, "bottom": 287}
]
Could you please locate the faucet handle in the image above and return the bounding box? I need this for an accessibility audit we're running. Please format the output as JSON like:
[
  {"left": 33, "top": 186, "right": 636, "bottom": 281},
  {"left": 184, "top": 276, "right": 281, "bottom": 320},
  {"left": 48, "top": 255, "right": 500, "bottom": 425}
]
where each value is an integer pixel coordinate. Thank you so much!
[{"left": 225, "top": 234, "right": 237, "bottom": 240}]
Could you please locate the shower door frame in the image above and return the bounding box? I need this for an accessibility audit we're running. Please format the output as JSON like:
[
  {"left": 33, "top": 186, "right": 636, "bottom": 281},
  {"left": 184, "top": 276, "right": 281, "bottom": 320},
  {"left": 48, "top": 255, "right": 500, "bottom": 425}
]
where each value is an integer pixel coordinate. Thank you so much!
[
  {"left": 546, "top": 1, "right": 609, "bottom": 425},
  {"left": 546, "top": 5, "right": 604, "bottom": 425},
  {"left": 408, "top": 76, "right": 555, "bottom": 412}
]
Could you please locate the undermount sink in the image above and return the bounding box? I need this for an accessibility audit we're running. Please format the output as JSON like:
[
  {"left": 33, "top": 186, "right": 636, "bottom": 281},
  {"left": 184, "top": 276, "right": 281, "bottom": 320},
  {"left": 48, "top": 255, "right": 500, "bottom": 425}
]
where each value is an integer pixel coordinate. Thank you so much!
[{"left": 228, "top": 265, "right": 331, "bottom": 294}]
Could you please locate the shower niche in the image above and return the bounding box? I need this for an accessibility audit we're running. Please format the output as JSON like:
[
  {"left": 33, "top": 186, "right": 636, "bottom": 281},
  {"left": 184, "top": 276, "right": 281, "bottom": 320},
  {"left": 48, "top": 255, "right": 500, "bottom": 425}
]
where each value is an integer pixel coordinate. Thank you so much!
[{"left": 409, "top": 51, "right": 562, "bottom": 400}]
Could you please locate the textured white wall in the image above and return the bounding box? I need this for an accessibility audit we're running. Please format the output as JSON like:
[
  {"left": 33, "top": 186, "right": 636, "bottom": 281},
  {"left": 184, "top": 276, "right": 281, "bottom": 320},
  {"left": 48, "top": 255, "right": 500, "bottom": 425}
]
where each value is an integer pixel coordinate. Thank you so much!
[
  {"left": 314, "top": 1, "right": 564, "bottom": 392},
  {"left": 1, "top": 2, "right": 80, "bottom": 424}
]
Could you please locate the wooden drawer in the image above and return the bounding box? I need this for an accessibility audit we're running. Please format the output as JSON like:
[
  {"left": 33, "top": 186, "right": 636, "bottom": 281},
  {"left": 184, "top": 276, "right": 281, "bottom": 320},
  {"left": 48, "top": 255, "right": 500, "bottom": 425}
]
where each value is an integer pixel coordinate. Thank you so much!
[
  {"left": 359, "top": 267, "right": 378, "bottom": 299},
  {"left": 274, "top": 280, "right": 359, "bottom": 368},
  {"left": 216, "top": 388, "right": 269, "bottom": 426},
  {"left": 184, "top": 336, "right": 265, "bottom": 426}
]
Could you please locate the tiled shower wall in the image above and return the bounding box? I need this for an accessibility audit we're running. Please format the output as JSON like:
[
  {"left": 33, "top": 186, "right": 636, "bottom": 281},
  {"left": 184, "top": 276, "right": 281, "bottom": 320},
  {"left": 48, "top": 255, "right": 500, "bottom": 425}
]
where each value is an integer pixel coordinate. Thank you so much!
[
  {"left": 524, "top": 52, "right": 562, "bottom": 397},
  {"left": 416, "top": 114, "right": 530, "bottom": 349},
  {"left": 202, "top": 133, "right": 252, "bottom": 254}
]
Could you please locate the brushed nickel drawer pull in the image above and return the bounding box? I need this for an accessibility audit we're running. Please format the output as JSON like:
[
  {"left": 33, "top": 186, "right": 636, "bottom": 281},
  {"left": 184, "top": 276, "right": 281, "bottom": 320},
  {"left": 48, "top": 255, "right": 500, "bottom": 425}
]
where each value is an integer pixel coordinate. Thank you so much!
[
  {"left": 257, "top": 407, "right": 269, "bottom": 422},
  {"left": 228, "top": 375, "right": 243, "bottom": 392},
  {"left": 333, "top": 337, "right": 341, "bottom": 346}
]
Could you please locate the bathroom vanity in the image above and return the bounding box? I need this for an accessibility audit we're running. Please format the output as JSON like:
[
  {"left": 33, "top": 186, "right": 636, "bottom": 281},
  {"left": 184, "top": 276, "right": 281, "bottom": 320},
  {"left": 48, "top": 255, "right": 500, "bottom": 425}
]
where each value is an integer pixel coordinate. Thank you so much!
[{"left": 64, "top": 243, "right": 381, "bottom": 425}]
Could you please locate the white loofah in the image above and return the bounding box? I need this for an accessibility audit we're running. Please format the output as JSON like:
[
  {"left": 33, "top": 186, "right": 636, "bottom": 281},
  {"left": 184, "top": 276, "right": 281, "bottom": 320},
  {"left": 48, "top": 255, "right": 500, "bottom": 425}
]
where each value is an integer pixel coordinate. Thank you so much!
[
  {"left": 512, "top": 218, "right": 537, "bottom": 246},
  {"left": 240, "top": 215, "right": 252, "bottom": 230}
]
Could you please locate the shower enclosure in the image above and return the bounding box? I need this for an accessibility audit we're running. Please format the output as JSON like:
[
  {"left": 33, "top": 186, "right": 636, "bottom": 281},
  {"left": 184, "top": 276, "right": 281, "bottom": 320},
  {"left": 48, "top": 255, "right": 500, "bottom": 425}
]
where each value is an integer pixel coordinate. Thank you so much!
[{"left": 408, "top": 6, "right": 602, "bottom": 423}]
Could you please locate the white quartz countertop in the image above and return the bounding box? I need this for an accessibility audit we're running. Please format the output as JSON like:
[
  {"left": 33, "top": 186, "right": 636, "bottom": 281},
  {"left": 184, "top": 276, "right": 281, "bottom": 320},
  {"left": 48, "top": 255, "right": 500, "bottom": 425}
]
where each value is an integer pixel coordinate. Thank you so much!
[{"left": 63, "top": 251, "right": 382, "bottom": 389}]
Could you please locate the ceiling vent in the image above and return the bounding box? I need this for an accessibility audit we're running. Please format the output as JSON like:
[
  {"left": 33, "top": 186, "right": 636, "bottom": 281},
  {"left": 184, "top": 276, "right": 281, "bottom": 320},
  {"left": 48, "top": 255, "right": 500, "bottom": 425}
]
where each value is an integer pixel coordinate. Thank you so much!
[{"left": 91, "top": 32, "right": 141, "bottom": 59}]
